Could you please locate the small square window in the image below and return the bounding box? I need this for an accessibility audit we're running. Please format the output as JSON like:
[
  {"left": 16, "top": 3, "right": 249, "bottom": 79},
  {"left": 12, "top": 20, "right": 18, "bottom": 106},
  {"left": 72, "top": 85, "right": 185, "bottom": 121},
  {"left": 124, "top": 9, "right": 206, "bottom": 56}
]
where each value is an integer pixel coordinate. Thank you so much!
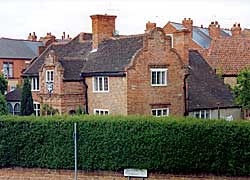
[
  {"left": 151, "top": 68, "right": 167, "bottom": 86},
  {"left": 94, "top": 109, "right": 109, "bottom": 115},
  {"left": 93, "top": 77, "right": 109, "bottom": 92},
  {"left": 152, "top": 108, "right": 169, "bottom": 117}
]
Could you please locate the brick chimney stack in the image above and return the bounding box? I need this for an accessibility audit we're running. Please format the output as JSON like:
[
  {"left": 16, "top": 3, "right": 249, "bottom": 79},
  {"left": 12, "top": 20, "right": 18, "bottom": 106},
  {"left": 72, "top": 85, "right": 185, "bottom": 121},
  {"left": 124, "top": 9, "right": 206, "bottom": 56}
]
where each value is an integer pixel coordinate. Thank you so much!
[
  {"left": 182, "top": 18, "right": 193, "bottom": 32},
  {"left": 28, "top": 32, "right": 37, "bottom": 41},
  {"left": 145, "top": 21, "right": 156, "bottom": 32},
  {"left": 231, "top": 23, "right": 242, "bottom": 37},
  {"left": 90, "top": 14, "right": 117, "bottom": 50},
  {"left": 208, "top": 21, "right": 221, "bottom": 39},
  {"left": 173, "top": 29, "right": 190, "bottom": 65}
]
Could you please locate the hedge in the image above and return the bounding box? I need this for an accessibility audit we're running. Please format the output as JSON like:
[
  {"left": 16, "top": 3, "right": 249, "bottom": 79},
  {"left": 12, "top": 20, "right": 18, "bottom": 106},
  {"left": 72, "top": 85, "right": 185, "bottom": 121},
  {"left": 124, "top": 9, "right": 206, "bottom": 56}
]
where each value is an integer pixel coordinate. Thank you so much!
[{"left": 0, "top": 115, "right": 250, "bottom": 176}]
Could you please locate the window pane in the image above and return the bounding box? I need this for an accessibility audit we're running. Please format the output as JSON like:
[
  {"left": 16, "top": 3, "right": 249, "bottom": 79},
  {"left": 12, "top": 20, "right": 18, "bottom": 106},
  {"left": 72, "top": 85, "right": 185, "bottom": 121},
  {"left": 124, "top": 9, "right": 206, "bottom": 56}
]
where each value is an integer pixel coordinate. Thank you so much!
[
  {"left": 94, "top": 77, "right": 98, "bottom": 91},
  {"left": 51, "top": 71, "right": 54, "bottom": 82},
  {"left": 9, "top": 64, "right": 13, "bottom": 77},
  {"left": 205, "top": 111, "right": 210, "bottom": 119},
  {"left": 157, "top": 72, "right": 161, "bottom": 84},
  {"left": 162, "top": 109, "right": 167, "bottom": 116},
  {"left": 201, "top": 110, "right": 205, "bottom": 119},
  {"left": 104, "top": 77, "right": 108, "bottom": 91},
  {"left": 161, "top": 71, "right": 166, "bottom": 84},
  {"left": 152, "top": 71, "right": 156, "bottom": 84},
  {"left": 157, "top": 109, "right": 161, "bottom": 116},
  {"left": 99, "top": 77, "right": 103, "bottom": 91},
  {"left": 105, "top": 111, "right": 109, "bottom": 115},
  {"left": 7, "top": 103, "right": 13, "bottom": 114},
  {"left": 194, "top": 111, "right": 199, "bottom": 118}
]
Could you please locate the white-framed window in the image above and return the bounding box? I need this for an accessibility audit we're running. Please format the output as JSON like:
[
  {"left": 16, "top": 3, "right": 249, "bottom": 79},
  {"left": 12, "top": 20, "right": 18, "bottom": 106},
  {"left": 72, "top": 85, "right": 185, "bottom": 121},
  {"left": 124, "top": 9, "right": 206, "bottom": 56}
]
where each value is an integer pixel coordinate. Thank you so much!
[
  {"left": 13, "top": 103, "right": 20, "bottom": 115},
  {"left": 93, "top": 76, "right": 109, "bottom": 92},
  {"left": 152, "top": 108, "right": 169, "bottom": 117},
  {"left": 34, "top": 102, "right": 40, "bottom": 116},
  {"left": 193, "top": 110, "right": 211, "bottom": 119},
  {"left": 151, "top": 68, "right": 167, "bottom": 86},
  {"left": 166, "top": 34, "right": 174, "bottom": 48},
  {"left": 94, "top": 109, "right": 109, "bottom": 115},
  {"left": 46, "top": 70, "right": 54, "bottom": 83},
  {"left": 31, "top": 77, "right": 39, "bottom": 91},
  {"left": 3, "top": 62, "right": 13, "bottom": 78}
]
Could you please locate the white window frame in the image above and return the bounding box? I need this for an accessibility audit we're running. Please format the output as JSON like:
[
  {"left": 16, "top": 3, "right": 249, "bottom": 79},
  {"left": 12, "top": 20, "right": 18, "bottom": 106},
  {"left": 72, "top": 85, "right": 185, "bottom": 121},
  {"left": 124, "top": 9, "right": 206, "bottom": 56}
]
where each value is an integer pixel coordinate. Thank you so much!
[
  {"left": 166, "top": 34, "right": 174, "bottom": 48},
  {"left": 3, "top": 62, "right": 13, "bottom": 78},
  {"left": 151, "top": 108, "right": 169, "bottom": 117},
  {"left": 34, "top": 102, "right": 40, "bottom": 116},
  {"left": 31, "top": 77, "right": 40, "bottom": 91},
  {"left": 193, "top": 110, "right": 211, "bottom": 119},
  {"left": 94, "top": 109, "right": 109, "bottom": 115},
  {"left": 93, "top": 76, "right": 109, "bottom": 92},
  {"left": 46, "top": 70, "right": 54, "bottom": 83},
  {"left": 151, "top": 68, "right": 167, "bottom": 86}
]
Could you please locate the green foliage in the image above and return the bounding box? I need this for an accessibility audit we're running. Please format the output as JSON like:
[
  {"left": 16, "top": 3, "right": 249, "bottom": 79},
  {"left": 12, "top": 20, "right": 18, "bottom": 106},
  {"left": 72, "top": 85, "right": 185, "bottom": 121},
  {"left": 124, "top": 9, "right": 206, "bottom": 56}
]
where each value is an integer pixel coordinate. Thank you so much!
[
  {"left": 76, "top": 105, "right": 85, "bottom": 115},
  {"left": 0, "top": 115, "right": 250, "bottom": 176},
  {"left": 20, "top": 78, "right": 34, "bottom": 115},
  {"left": 0, "top": 74, "right": 7, "bottom": 95},
  {"left": 233, "top": 68, "right": 250, "bottom": 109},
  {"left": 0, "top": 94, "right": 8, "bottom": 115},
  {"left": 41, "top": 104, "right": 59, "bottom": 116}
]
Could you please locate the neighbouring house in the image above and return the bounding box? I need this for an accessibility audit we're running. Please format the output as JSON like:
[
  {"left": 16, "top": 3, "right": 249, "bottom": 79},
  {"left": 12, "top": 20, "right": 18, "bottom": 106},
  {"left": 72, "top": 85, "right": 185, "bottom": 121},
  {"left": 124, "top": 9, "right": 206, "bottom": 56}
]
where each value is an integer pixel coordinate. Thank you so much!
[
  {"left": 20, "top": 14, "right": 240, "bottom": 119},
  {"left": 0, "top": 36, "right": 44, "bottom": 91},
  {"left": 162, "top": 19, "right": 250, "bottom": 88},
  {"left": 5, "top": 88, "right": 21, "bottom": 115}
]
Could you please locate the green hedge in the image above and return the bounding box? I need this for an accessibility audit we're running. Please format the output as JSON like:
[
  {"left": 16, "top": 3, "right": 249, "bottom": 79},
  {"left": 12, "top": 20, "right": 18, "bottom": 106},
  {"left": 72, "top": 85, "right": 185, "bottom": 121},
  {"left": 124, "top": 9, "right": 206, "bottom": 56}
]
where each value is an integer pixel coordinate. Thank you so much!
[{"left": 0, "top": 115, "right": 250, "bottom": 176}]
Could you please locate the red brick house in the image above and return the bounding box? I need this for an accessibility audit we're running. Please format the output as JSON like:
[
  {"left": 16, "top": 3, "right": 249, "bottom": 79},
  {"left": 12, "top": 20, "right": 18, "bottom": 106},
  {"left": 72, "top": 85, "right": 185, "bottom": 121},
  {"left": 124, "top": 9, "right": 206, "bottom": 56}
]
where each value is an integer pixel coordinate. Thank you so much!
[
  {"left": 21, "top": 14, "right": 240, "bottom": 119},
  {"left": 163, "top": 19, "right": 250, "bottom": 88},
  {"left": 0, "top": 37, "right": 44, "bottom": 91}
]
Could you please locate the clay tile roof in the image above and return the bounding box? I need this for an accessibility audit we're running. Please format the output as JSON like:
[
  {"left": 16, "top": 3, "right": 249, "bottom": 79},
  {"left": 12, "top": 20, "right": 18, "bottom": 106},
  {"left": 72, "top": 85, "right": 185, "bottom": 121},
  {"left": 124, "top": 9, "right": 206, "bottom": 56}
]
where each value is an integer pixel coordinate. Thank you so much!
[
  {"left": 188, "top": 50, "right": 237, "bottom": 111},
  {"left": 206, "top": 37, "right": 250, "bottom": 75},
  {"left": 23, "top": 33, "right": 144, "bottom": 80}
]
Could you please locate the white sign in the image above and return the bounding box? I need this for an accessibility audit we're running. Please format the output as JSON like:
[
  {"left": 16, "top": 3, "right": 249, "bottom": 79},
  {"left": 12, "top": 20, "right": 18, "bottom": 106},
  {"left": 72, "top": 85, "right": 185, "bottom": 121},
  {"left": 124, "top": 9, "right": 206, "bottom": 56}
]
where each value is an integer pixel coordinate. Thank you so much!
[{"left": 124, "top": 169, "right": 147, "bottom": 178}]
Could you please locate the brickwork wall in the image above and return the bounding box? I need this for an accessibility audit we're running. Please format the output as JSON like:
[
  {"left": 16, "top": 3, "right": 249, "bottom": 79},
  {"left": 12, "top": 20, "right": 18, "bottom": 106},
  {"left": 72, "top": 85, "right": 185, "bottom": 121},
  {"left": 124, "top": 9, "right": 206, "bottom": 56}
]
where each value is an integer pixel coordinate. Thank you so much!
[
  {"left": 0, "top": 168, "right": 249, "bottom": 180},
  {"left": 86, "top": 76, "right": 127, "bottom": 115},
  {"left": 127, "top": 29, "right": 185, "bottom": 116},
  {"left": 0, "top": 58, "right": 29, "bottom": 90}
]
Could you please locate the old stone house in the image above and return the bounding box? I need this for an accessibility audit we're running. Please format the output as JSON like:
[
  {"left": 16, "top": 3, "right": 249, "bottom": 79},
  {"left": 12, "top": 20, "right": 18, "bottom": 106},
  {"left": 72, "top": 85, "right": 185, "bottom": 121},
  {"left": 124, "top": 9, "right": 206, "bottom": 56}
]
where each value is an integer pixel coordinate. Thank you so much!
[{"left": 21, "top": 14, "right": 240, "bottom": 119}]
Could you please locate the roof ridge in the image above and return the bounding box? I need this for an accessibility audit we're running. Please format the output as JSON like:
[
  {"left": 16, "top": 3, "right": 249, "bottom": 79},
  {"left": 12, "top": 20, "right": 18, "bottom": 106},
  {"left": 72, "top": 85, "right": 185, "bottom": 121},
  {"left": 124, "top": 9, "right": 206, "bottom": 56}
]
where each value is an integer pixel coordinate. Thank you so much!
[{"left": 1, "top": 37, "right": 43, "bottom": 43}]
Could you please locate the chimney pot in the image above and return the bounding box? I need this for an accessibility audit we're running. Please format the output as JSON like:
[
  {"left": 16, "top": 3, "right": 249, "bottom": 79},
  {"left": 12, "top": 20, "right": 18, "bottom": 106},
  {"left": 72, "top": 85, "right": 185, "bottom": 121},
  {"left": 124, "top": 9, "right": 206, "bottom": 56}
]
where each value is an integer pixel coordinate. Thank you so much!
[{"left": 201, "top": 24, "right": 203, "bottom": 28}]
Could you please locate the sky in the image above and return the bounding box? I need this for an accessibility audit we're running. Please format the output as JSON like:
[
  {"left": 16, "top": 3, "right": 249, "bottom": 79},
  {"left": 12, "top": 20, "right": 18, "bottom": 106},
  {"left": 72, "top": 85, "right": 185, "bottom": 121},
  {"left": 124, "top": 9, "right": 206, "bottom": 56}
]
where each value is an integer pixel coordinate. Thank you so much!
[{"left": 1, "top": 0, "right": 250, "bottom": 39}]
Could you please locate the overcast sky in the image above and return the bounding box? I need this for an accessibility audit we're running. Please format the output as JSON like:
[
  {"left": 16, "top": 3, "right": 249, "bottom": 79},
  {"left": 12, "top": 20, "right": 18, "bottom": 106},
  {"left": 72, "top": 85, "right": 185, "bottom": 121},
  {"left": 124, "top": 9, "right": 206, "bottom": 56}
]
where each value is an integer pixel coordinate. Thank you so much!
[{"left": 1, "top": 0, "right": 250, "bottom": 39}]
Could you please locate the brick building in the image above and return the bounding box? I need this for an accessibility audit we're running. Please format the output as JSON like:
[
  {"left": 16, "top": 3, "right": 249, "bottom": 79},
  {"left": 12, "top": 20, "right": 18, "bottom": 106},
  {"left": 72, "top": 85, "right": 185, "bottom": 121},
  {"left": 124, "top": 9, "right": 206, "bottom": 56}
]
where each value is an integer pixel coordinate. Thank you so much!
[
  {"left": 0, "top": 37, "right": 43, "bottom": 91},
  {"left": 21, "top": 14, "right": 240, "bottom": 119},
  {"left": 163, "top": 19, "right": 250, "bottom": 88}
]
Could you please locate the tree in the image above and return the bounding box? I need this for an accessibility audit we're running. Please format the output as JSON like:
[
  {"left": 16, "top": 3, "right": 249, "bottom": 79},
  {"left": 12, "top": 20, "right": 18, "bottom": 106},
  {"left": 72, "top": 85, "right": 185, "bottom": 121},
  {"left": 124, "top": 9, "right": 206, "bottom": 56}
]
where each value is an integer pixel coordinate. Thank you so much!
[
  {"left": 20, "top": 78, "right": 34, "bottom": 115},
  {"left": 233, "top": 68, "right": 250, "bottom": 109},
  {"left": 0, "top": 74, "right": 7, "bottom": 95},
  {"left": 0, "top": 94, "right": 8, "bottom": 115}
]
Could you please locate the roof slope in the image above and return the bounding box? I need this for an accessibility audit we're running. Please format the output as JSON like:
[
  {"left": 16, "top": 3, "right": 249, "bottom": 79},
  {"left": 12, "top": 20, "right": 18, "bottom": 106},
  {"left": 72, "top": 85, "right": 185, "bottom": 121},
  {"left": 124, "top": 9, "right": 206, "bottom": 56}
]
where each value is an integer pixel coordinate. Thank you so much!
[
  {"left": 206, "top": 37, "right": 250, "bottom": 75},
  {"left": 81, "top": 36, "right": 143, "bottom": 75},
  {"left": 24, "top": 34, "right": 143, "bottom": 80},
  {"left": 188, "top": 50, "right": 237, "bottom": 111},
  {"left": 0, "top": 38, "right": 43, "bottom": 59},
  {"left": 170, "top": 22, "right": 231, "bottom": 49},
  {"left": 5, "top": 88, "right": 22, "bottom": 102}
]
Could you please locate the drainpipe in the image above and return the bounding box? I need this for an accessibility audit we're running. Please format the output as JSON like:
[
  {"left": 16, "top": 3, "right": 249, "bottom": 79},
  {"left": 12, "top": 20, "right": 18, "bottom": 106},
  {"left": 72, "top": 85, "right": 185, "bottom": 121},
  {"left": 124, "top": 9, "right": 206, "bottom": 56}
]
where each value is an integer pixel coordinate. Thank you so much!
[
  {"left": 183, "top": 73, "right": 190, "bottom": 116},
  {"left": 83, "top": 78, "right": 89, "bottom": 114}
]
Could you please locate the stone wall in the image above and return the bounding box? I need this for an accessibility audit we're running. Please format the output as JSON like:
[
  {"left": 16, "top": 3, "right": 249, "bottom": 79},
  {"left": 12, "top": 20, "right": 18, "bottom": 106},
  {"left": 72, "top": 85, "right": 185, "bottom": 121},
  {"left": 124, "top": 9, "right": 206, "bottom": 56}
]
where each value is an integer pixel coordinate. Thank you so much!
[{"left": 0, "top": 168, "right": 249, "bottom": 180}]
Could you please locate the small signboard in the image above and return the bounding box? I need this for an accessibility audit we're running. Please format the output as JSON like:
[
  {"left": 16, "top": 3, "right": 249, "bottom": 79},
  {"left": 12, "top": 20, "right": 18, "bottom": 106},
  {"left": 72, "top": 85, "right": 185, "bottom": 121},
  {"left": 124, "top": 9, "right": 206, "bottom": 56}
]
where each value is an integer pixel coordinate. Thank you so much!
[{"left": 124, "top": 169, "right": 147, "bottom": 178}]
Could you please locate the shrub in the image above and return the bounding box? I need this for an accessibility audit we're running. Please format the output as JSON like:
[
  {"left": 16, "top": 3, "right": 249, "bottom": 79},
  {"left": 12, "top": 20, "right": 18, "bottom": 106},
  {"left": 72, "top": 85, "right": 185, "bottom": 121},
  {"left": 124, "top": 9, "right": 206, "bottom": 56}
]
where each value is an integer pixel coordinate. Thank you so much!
[{"left": 0, "top": 115, "right": 250, "bottom": 176}]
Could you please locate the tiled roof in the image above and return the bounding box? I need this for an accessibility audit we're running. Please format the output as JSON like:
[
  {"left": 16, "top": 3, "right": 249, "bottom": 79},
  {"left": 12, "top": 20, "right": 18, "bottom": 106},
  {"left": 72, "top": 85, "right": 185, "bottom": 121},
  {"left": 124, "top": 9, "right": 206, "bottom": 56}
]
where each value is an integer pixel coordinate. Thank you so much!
[
  {"left": 23, "top": 34, "right": 143, "bottom": 80},
  {"left": 0, "top": 38, "right": 44, "bottom": 59},
  {"left": 81, "top": 36, "right": 143, "bottom": 75},
  {"left": 5, "top": 88, "right": 22, "bottom": 102},
  {"left": 188, "top": 50, "right": 237, "bottom": 111},
  {"left": 206, "top": 37, "right": 250, "bottom": 75}
]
